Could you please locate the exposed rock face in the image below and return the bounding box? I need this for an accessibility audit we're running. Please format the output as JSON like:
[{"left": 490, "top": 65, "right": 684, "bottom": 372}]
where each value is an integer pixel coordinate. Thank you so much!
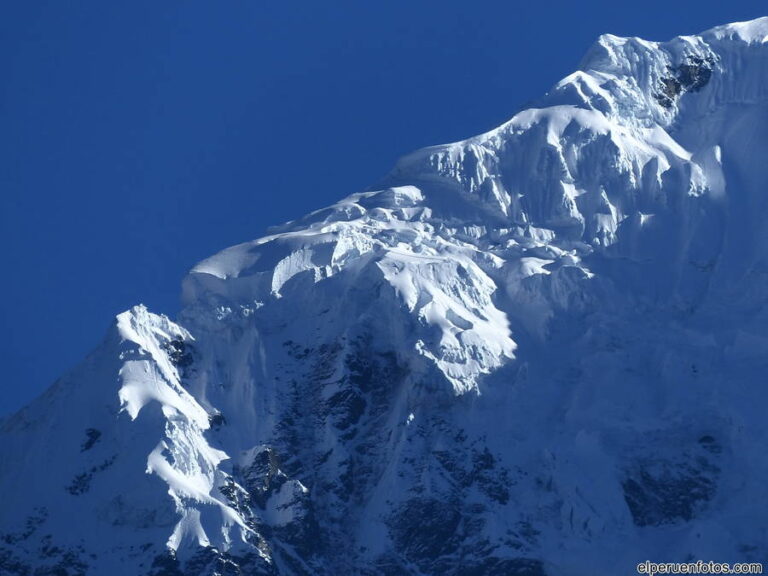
[
  {"left": 656, "top": 55, "right": 715, "bottom": 107},
  {"left": 4, "top": 17, "right": 768, "bottom": 576}
]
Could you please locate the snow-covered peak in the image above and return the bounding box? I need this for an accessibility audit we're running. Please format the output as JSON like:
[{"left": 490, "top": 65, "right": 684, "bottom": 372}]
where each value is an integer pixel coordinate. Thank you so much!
[
  {"left": 577, "top": 18, "right": 768, "bottom": 118},
  {"left": 180, "top": 18, "right": 768, "bottom": 400},
  {"left": 5, "top": 19, "right": 768, "bottom": 576}
]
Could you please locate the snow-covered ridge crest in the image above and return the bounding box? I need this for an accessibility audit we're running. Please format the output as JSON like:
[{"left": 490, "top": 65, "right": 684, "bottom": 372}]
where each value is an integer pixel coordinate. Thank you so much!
[
  {"left": 112, "top": 306, "right": 260, "bottom": 556},
  {"left": 0, "top": 305, "right": 267, "bottom": 574},
  {"left": 367, "top": 18, "right": 768, "bottom": 275},
  {"left": 705, "top": 16, "right": 768, "bottom": 43},
  {"left": 185, "top": 18, "right": 768, "bottom": 398}
]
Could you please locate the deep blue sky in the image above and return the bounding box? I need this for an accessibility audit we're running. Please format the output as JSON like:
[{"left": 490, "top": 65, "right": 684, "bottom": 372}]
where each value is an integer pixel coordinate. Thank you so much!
[{"left": 1, "top": 1, "right": 764, "bottom": 416}]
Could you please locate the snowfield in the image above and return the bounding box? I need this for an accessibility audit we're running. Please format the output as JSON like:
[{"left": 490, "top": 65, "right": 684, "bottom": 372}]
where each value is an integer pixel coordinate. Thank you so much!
[{"left": 3, "top": 17, "right": 768, "bottom": 576}]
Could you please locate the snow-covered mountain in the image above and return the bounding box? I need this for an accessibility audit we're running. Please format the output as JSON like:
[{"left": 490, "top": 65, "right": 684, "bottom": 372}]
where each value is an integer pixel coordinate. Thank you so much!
[{"left": 3, "top": 18, "right": 768, "bottom": 576}]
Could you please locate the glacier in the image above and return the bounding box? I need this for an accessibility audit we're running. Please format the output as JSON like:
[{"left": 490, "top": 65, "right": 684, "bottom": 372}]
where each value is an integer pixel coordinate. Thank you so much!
[{"left": 3, "top": 17, "right": 768, "bottom": 576}]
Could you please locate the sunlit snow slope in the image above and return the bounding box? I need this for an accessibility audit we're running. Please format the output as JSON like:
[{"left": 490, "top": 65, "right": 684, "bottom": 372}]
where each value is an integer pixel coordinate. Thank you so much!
[{"left": 3, "top": 18, "right": 768, "bottom": 576}]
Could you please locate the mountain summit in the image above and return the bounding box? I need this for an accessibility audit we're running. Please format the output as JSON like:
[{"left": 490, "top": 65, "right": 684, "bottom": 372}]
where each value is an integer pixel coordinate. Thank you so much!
[{"left": 3, "top": 19, "right": 768, "bottom": 576}]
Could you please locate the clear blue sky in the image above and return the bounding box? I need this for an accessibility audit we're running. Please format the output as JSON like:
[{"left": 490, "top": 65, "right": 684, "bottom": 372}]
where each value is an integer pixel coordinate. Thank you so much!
[{"left": 1, "top": 1, "right": 764, "bottom": 416}]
